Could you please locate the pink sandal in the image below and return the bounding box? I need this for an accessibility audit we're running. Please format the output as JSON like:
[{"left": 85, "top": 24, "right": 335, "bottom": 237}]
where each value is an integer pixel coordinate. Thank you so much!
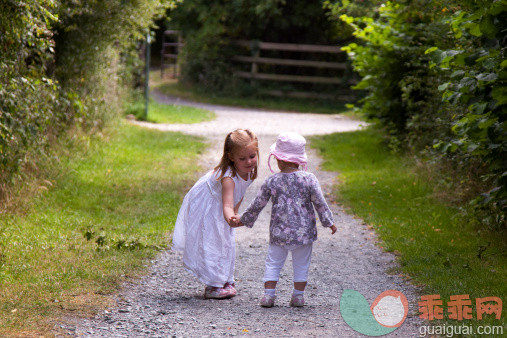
[
  {"left": 260, "top": 294, "right": 276, "bottom": 308},
  {"left": 224, "top": 282, "right": 237, "bottom": 298},
  {"left": 204, "top": 286, "right": 229, "bottom": 299},
  {"left": 289, "top": 294, "right": 305, "bottom": 307}
]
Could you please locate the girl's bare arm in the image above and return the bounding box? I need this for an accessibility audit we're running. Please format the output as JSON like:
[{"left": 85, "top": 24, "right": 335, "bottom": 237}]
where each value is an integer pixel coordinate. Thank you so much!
[{"left": 221, "top": 177, "right": 236, "bottom": 225}]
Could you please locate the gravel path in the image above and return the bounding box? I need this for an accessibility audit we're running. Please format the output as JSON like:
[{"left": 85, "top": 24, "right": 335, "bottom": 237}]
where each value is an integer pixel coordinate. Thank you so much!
[{"left": 59, "top": 91, "right": 422, "bottom": 337}]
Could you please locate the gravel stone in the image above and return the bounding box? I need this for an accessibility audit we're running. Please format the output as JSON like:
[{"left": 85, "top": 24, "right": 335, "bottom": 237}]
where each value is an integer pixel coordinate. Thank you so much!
[{"left": 56, "top": 91, "right": 422, "bottom": 337}]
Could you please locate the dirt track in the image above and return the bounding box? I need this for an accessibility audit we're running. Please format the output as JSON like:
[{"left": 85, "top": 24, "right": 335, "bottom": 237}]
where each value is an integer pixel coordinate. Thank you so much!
[{"left": 59, "top": 91, "right": 422, "bottom": 337}]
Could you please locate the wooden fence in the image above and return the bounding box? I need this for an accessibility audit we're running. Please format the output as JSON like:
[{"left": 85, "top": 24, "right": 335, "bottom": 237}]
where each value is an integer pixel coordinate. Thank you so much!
[
  {"left": 160, "top": 33, "right": 354, "bottom": 100},
  {"left": 160, "top": 30, "right": 183, "bottom": 78},
  {"left": 232, "top": 40, "right": 354, "bottom": 100}
]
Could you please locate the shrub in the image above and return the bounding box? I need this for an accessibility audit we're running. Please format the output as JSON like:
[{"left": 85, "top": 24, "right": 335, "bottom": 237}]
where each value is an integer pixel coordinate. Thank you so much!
[
  {"left": 340, "top": 1, "right": 449, "bottom": 150},
  {"left": 169, "top": 0, "right": 341, "bottom": 92},
  {"left": 0, "top": 1, "right": 65, "bottom": 192},
  {"left": 0, "top": 0, "right": 177, "bottom": 202},
  {"left": 340, "top": 0, "right": 506, "bottom": 228},
  {"left": 427, "top": 1, "right": 506, "bottom": 228}
]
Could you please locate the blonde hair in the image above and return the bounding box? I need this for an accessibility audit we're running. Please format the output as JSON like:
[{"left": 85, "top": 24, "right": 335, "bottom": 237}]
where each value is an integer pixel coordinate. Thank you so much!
[{"left": 214, "top": 129, "right": 259, "bottom": 181}]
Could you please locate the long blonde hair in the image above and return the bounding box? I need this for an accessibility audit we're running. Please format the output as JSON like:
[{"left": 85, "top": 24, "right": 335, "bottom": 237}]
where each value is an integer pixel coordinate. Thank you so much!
[{"left": 214, "top": 129, "right": 259, "bottom": 181}]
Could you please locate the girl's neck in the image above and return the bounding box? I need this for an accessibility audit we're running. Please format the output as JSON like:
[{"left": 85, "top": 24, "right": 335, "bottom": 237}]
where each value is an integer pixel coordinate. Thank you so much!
[
  {"left": 237, "top": 171, "right": 249, "bottom": 180},
  {"left": 234, "top": 166, "right": 250, "bottom": 180},
  {"left": 280, "top": 163, "right": 299, "bottom": 173},
  {"left": 281, "top": 168, "right": 299, "bottom": 173}
]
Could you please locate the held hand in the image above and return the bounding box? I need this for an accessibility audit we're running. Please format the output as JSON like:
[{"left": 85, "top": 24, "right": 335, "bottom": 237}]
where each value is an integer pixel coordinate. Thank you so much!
[
  {"left": 330, "top": 225, "right": 337, "bottom": 234},
  {"left": 229, "top": 215, "right": 243, "bottom": 228}
]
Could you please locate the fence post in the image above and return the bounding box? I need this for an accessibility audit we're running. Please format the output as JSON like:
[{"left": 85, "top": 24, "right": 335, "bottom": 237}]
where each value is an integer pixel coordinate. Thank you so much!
[
  {"left": 175, "top": 32, "right": 182, "bottom": 78},
  {"left": 250, "top": 40, "right": 260, "bottom": 84},
  {"left": 144, "top": 32, "right": 151, "bottom": 120},
  {"left": 160, "top": 31, "right": 165, "bottom": 78}
]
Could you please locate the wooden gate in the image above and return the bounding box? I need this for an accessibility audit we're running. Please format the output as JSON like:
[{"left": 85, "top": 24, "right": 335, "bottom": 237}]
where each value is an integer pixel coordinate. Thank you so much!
[
  {"left": 160, "top": 30, "right": 183, "bottom": 78},
  {"left": 160, "top": 35, "right": 354, "bottom": 100},
  {"left": 232, "top": 40, "right": 354, "bottom": 100}
]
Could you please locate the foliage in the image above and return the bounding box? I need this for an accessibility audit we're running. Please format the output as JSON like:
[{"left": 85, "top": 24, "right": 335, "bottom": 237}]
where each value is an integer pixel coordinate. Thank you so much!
[
  {"left": 339, "top": 0, "right": 506, "bottom": 228},
  {"left": 0, "top": 1, "right": 63, "bottom": 191},
  {"left": 340, "top": 1, "right": 449, "bottom": 149},
  {"left": 53, "top": 0, "right": 175, "bottom": 125},
  {"left": 169, "top": 0, "right": 340, "bottom": 91},
  {"left": 426, "top": 1, "right": 506, "bottom": 228},
  {"left": 323, "top": 0, "right": 381, "bottom": 38},
  {"left": 0, "top": 0, "right": 176, "bottom": 201}
]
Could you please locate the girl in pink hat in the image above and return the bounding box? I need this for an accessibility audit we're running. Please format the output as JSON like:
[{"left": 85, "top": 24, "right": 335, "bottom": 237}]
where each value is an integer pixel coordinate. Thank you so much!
[
  {"left": 231, "top": 132, "right": 337, "bottom": 307},
  {"left": 173, "top": 129, "right": 259, "bottom": 299}
]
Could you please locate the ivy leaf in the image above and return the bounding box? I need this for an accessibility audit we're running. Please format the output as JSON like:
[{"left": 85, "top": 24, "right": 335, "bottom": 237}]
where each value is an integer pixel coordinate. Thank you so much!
[
  {"left": 491, "top": 87, "right": 507, "bottom": 105},
  {"left": 458, "top": 77, "right": 477, "bottom": 92},
  {"left": 473, "top": 102, "right": 488, "bottom": 115},
  {"left": 478, "top": 118, "right": 497, "bottom": 130},
  {"left": 479, "top": 15, "right": 499, "bottom": 37},
  {"left": 438, "top": 82, "right": 450, "bottom": 91},
  {"left": 467, "top": 143, "right": 479, "bottom": 153},
  {"left": 425, "top": 46, "right": 438, "bottom": 55},
  {"left": 469, "top": 23, "right": 482, "bottom": 37},
  {"left": 451, "top": 70, "right": 465, "bottom": 78},
  {"left": 488, "top": 3, "right": 507, "bottom": 15},
  {"left": 446, "top": 50, "right": 462, "bottom": 58},
  {"left": 431, "top": 49, "right": 445, "bottom": 64},
  {"left": 481, "top": 58, "right": 497, "bottom": 70},
  {"left": 476, "top": 73, "right": 498, "bottom": 82}
]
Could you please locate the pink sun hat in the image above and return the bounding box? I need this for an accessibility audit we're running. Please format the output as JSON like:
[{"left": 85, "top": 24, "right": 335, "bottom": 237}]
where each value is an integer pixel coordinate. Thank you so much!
[{"left": 268, "top": 132, "right": 308, "bottom": 173}]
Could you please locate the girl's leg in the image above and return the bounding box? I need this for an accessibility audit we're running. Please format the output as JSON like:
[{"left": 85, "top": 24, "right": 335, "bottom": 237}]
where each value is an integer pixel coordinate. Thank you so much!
[
  {"left": 293, "top": 281, "right": 307, "bottom": 292},
  {"left": 290, "top": 244, "right": 313, "bottom": 306},
  {"left": 291, "top": 243, "right": 313, "bottom": 287},
  {"left": 224, "top": 239, "right": 237, "bottom": 297},
  {"left": 263, "top": 244, "right": 289, "bottom": 286},
  {"left": 264, "top": 280, "right": 278, "bottom": 289},
  {"left": 261, "top": 244, "right": 288, "bottom": 307}
]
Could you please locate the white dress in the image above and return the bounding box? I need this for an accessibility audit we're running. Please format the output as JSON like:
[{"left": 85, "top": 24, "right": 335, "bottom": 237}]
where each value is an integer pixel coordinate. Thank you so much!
[{"left": 172, "top": 167, "right": 252, "bottom": 287}]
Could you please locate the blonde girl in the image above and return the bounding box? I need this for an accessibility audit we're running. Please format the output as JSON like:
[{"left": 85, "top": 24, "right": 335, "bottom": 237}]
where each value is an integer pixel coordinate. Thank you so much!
[{"left": 172, "top": 129, "right": 259, "bottom": 299}]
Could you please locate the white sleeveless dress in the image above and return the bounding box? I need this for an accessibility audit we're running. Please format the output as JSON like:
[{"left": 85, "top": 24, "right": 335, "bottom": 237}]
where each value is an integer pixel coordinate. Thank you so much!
[{"left": 172, "top": 168, "right": 252, "bottom": 287}]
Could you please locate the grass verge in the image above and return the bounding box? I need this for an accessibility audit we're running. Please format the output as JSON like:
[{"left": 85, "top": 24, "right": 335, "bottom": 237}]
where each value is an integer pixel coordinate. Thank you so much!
[
  {"left": 151, "top": 72, "right": 348, "bottom": 115},
  {"left": 125, "top": 97, "right": 215, "bottom": 124},
  {"left": 0, "top": 121, "right": 205, "bottom": 335},
  {"left": 311, "top": 127, "right": 506, "bottom": 333}
]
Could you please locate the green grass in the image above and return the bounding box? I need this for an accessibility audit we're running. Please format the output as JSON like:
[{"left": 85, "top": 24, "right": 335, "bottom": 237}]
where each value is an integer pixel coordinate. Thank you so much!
[
  {"left": 311, "top": 127, "right": 506, "bottom": 333},
  {"left": 146, "top": 98, "right": 214, "bottom": 124},
  {"left": 151, "top": 72, "right": 349, "bottom": 115},
  {"left": 125, "top": 97, "right": 215, "bottom": 124},
  {"left": 0, "top": 121, "right": 205, "bottom": 335}
]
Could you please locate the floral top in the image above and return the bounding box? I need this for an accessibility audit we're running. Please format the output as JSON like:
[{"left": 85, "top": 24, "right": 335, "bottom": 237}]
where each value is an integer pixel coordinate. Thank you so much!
[{"left": 241, "top": 171, "right": 334, "bottom": 246}]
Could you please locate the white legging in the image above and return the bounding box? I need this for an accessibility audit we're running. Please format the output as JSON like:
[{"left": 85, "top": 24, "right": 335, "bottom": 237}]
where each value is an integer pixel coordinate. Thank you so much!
[{"left": 263, "top": 243, "right": 313, "bottom": 283}]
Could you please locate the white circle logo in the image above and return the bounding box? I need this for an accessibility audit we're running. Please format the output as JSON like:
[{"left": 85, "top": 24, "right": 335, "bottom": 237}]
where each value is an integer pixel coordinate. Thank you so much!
[{"left": 371, "top": 290, "right": 409, "bottom": 328}]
